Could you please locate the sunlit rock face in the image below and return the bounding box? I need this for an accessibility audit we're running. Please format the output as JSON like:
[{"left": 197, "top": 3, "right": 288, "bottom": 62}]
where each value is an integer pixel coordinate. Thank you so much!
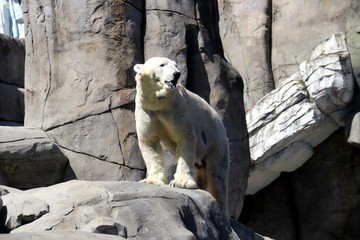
[{"left": 246, "top": 33, "right": 355, "bottom": 194}]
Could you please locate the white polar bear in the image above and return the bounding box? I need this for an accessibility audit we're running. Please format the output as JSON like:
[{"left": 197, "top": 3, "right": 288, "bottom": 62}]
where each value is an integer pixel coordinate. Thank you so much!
[{"left": 134, "top": 57, "right": 230, "bottom": 208}]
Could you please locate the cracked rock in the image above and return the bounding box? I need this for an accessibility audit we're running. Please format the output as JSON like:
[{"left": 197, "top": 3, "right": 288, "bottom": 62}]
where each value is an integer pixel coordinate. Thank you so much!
[
  {"left": 246, "top": 34, "right": 355, "bottom": 194},
  {"left": 4, "top": 180, "right": 255, "bottom": 240}
]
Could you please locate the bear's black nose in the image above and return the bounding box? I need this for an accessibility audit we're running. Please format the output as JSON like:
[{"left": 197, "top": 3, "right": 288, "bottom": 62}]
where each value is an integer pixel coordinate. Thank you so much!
[{"left": 173, "top": 72, "right": 181, "bottom": 81}]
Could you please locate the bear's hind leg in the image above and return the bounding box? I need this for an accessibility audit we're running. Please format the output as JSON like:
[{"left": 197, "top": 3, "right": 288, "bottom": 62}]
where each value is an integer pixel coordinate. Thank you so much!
[{"left": 205, "top": 152, "right": 229, "bottom": 210}]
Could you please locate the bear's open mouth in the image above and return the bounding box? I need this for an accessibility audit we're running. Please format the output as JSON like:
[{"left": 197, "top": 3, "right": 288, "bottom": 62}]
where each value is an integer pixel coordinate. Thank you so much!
[
  {"left": 165, "top": 79, "right": 178, "bottom": 89},
  {"left": 164, "top": 71, "right": 180, "bottom": 89}
]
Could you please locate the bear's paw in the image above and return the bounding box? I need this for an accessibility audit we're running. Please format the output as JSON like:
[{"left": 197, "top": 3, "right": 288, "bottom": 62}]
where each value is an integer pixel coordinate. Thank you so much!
[
  {"left": 139, "top": 174, "right": 166, "bottom": 186},
  {"left": 169, "top": 176, "right": 197, "bottom": 189}
]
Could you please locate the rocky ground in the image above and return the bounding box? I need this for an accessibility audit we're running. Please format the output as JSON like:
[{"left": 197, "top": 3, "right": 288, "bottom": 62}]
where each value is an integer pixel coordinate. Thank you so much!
[{"left": 0, "top": 180, "right": 267, "bottom": 240}]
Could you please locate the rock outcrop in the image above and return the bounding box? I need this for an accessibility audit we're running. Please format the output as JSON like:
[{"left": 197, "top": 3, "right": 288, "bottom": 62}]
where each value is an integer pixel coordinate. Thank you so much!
[
  {"left": 0, "top": 126, "right": 68, "bottom": 189},
  {"left": 241, "top": 129, "right": 360, "bottom": 240},
  {"left": 246, "top": 33, "right": 355, "bottom": 194},
  {"left": 218, "top": 0, "right": 360, "bottom": 109},
  {"left": 0, "top": 180, "right": 266, "bottom": 240}
]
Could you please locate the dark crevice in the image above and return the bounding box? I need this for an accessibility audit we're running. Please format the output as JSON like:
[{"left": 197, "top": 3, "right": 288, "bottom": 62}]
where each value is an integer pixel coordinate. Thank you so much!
[
  {"left": 122, "top": 0, "right": 142, "bottom": 13},
  {"left": 109, "top": 109, "right": 126, "bottom": 164},
  {"left": 267, "top": 0, "right": 275, "bottom": 91},
  {"left": 59, "top": 144, "right": 145, "bottom": 172},
  {"left": 43, "top": 102, "right": 134, "bottom": 132}
]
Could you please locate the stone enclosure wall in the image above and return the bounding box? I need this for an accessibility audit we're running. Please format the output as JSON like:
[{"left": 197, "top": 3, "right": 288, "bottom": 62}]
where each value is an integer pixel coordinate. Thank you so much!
[
  {"left": 1, "top": 0, "right": 250, "bottom": 220},
  {"left": 0, "top": 0, "right": 360, "bottom": 239}
]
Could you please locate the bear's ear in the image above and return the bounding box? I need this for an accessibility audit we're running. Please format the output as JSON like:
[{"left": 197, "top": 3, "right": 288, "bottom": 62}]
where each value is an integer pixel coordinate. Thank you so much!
[{"left": 133, "top": 64, "right": 143, "bottom": 73}]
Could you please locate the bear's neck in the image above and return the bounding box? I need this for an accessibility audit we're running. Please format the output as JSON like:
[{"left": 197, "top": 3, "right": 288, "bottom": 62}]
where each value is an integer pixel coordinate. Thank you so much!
[{"left": 136, "top": 82, "right": 175, "bottom": 111}]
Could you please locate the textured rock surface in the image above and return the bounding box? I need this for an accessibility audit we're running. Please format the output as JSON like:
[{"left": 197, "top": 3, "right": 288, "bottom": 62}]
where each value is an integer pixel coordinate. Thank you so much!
[
  {"left": 1, "top": 1, "right": 357, "bottom": 240},
  {"left": 347, "top": 0, "right": 360, "bottom": 86},
  {"left": 22, "top": 0, "right": 250, "bottom": 219},
  {"left": 241, "top": 130, "right": 360, "bottom": 240},
  {"left": 271, "top": 0, "right": 353, "bottom": 85},
  {"left": 218, "top": 0, "right": 274, "bottom": 110},
  {"left": 23, "top": 0, "right": 145, "bottom": 181},
  {"left": 300, "top": 34, "right": 354, "bottom": 117},
  {"left": 0, "top": 126, "right": 68, "bottom": 189},
  {"left": 246, "top": 34, "right": 355, "bottom": 194},
  {"left": 0, "top": 180, "right": 264, "bottom": 240},
  {"left": 2, "top": 193, "right": 49, "bottom": 231}
]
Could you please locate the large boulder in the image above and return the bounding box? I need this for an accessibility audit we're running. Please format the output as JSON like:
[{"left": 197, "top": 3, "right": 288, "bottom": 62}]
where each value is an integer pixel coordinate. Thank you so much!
[
  {"left": 0, "top": 180, "right": 264, "bottom": 240},
  {"left": 0, "top": 126, "right": 68, "bottom": 189}
]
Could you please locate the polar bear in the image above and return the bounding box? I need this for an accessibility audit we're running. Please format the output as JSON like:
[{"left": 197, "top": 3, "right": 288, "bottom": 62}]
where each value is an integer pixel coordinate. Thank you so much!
[{"left": 134, "top": 57, "right": 230, "bottom": 208}]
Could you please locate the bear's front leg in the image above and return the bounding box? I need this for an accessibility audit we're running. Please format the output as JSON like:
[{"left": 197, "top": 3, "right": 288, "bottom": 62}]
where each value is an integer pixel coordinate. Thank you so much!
[
  {"left": 138, "top": 139, "right": 167, "bottom": 186},
  {"left": 169, "top": 137, "right": 198, "bottom": 189}
]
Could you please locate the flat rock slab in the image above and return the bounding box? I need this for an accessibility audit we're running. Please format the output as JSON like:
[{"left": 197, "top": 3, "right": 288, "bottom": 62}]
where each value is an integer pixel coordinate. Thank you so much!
[
  {"left": 0, "top": 126, "right": 68, "bottom": 189},
  {"left": 0, "top": 180, "right": 254, "bottom": 240}
]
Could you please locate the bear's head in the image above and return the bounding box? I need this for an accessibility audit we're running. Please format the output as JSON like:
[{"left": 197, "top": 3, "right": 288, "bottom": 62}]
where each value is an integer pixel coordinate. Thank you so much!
[{"left": 134, "top": 57, "right": 181, "bottom": 99}]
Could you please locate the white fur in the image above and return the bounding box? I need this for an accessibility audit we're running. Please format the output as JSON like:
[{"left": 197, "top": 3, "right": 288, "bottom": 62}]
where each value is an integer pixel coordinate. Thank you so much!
[{"left": 134, "top": 57, "right": 230, "bottom": 209}]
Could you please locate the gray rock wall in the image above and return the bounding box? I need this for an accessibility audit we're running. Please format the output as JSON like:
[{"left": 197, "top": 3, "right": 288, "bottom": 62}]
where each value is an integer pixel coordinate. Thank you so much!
[
  {"left": 218, "top": 1, "right": 360, "bottom": 239},
  {"left": 218, "top": 0, "right": 274, "bottom": 110},
  {"left": 21, "top": 0, "right": 250, "bottom": 219},
  {"left": 23, "top": 0, "right": 145, "bottom": 181},
  {"left": 219, "top": 0, "right": 360, "bottom": 109}
]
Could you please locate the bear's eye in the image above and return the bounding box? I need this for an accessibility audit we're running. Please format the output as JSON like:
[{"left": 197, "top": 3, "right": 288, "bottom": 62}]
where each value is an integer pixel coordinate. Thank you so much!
[{"left": 159, "top": 64, "right": 165, "bottom": 67}]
